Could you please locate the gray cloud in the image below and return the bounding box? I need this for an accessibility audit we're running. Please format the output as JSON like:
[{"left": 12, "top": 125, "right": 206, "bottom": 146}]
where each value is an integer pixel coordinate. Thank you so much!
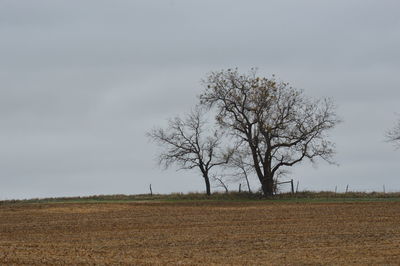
[{"left": 1, "top": 0, "right": 400, "bottom": 199}]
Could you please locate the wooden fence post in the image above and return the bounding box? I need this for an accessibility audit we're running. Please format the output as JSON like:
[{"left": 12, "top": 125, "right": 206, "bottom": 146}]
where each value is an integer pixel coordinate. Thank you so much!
[{"left": 149, "top": 184, "right": 153, "bottom": 196}]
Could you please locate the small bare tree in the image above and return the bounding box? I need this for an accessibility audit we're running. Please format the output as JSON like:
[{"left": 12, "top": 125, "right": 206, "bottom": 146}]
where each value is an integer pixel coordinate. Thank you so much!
[
  {"left": 200, "top": 68, "right": 340, "bottom": 196},
  {"left": 387, "top": 116, "right": 400, "bottom": 148},
  {"left": 227, "top": 147, "right": 253, "bottom": 193},
  {"left": 147, "top": 107, "right": 232, "bottom": 195},
  {"left": 212, "top": 174, "right": 229, "bottom": 193}
]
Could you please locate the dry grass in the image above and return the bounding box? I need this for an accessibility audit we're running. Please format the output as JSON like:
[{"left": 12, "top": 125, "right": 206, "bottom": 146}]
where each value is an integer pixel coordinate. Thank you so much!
[
  {"left": 1, "top": 201, "right": 400, "bottom": 265},
  {"left": 2, "top": 191, "right": 400, "bottom": 205}
]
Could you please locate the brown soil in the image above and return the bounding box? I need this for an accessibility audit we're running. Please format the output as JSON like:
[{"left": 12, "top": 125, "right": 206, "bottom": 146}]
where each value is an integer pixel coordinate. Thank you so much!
[{"left": 1, "top": 201, "right": 399, "bottom": 265}]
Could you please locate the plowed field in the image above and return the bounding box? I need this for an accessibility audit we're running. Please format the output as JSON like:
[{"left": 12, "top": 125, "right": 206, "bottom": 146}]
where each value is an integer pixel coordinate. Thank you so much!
[{"left": 1, "top": 201, "right": 400, "bottom": 265}]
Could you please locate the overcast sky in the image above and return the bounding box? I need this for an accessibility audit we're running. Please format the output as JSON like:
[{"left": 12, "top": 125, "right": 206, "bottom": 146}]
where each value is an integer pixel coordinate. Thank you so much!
[{"left": 1, "top": 0, "right": 399, "bottom": 199}]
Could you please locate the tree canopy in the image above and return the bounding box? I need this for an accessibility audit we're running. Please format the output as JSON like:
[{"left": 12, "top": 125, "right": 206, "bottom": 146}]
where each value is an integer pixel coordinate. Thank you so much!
[
  {"left": 147, "top": 107, "right": 231, "bottom": 195},
  {"left": 387, "top": 116, "right": 400, "bottom": 148},
  {"left": 200, "top": 68, "right": 340, "bottom": 196},
  {"left": 149, "top": 68, "right": 340, "bottom": 196}
]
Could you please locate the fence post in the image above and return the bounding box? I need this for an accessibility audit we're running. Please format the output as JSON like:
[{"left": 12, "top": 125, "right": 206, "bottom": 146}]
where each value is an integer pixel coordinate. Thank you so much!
[
  {"left": 149, "top": 184, "right": 153, "bottom": 196},
  {"left": 345, "top": 184, "right": 349, "bottom": 194},
  {"left": 239, "top": 184, "right": 242, "bottom": 193}
]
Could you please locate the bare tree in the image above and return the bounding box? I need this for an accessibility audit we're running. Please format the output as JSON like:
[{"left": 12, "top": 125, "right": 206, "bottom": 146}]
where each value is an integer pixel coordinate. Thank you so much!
[
  {"left": 212, "top": 175, "right": 229, "bottom": 193},
  {"left": 147, "top": 107, "right": 232, "bottom": 195},
  {"left": 200, "top": 68, "right": 340, "bottom": 196},
  {"left": 386, "top": 116, "right": 400, "bottom": 148},
  {"left": 226, "top": 147, "right": 253, "bottom": 193}
]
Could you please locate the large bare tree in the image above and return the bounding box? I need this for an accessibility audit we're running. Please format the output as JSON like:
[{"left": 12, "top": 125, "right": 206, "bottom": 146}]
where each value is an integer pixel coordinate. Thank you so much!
[
  {"left": 200, "top": 68, "right": 340, "bottom": 196},
  {"left": 386, "top": 116, "right": 400, "bottom": 148},
  {"left": 147, "top": 107, "right": 231, "bottom": 195}
]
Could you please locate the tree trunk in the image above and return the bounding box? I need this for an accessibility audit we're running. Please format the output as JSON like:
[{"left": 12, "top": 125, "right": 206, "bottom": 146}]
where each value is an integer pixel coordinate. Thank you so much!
[
  {"left": 245, "top": 175, "right": 252, "bottom": 193},
  {"left": 261, "top": 176, "right": 274, "bottom": 197},
  {"left": 204, "top": 175, "right": 211, "bottom": 196}
]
